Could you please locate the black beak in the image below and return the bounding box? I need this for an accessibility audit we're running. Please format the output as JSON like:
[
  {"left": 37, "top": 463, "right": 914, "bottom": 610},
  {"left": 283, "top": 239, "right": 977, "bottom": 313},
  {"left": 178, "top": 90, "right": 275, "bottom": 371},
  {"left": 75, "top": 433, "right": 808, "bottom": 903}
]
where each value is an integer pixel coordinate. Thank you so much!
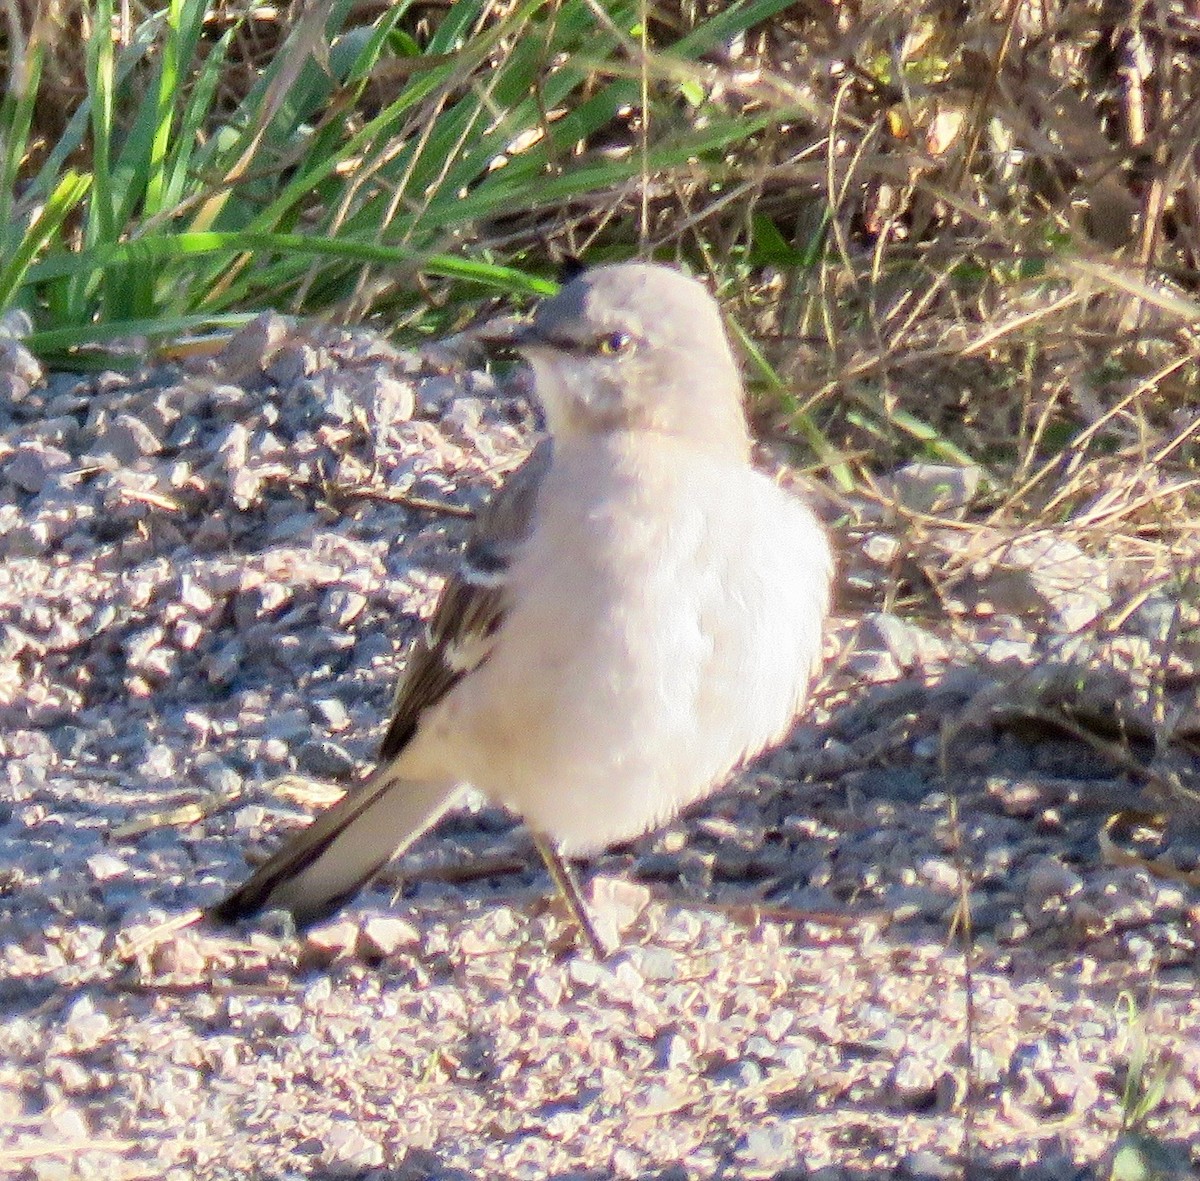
[{"left": 469, "top": 315, "right": 540, "bottom": 355}]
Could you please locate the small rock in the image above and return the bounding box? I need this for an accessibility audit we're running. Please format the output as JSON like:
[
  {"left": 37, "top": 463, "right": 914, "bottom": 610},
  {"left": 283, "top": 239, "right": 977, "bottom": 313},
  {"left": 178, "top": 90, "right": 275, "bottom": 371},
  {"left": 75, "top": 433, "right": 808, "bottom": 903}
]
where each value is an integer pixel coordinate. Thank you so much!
[
  {"left": 974, "top": 532, "right": 1111, "bottom": 632},
  {"left": 322, "top": 1119, "right": 383, "bottom": 1169},
  {"left": 203, "top": 639, "right": 246, "bottom": 686},
  {"left": 861, "top": 612, "right": 950, "bottom": 669},
  {"left": 890, "top": 1056, "right": 939, "bottom": 1110},
  {"left": 138, "top": 743, "right": 176, "bottom": 778},
  {"left": 4, "top": 442, "right": 72, "bottom": 494},
  {"left": 232, "top": 805, "right": 268, "bottom": 831},
  {"left": 149, "top": 934, "right": 208, "bottom": 978},
  {"left": 654, "top": 1030, "right": 693, "bottom": 1071},
  {"left": 712, "top": 1059, "right": 762, "bottom": 1087},
  {"left": 1024, "top": 857, "right": 1084, "bottom": 912},
  {"left": 629, "top": 944, "right": 677, "bottom": 981},
  {"left": 62, "top": 996, "right": 111, "bottom": 1048},
  {"left": 586, "top": 875, "right": 651, "bottom": 945},
  {"left": 885, "top": 462, "right": 982, "bottom": 515},
  {"left": 358, "top": 915, "right": 421, "bottom": 960},
  {"left": 321, "top": 588, "right": 367, "bottom": 628},
  {"left": 311, "top": 697, "right": 351, "bottom": 731},
  {"left": 843, "top": 647, "right": 903, "bottom": 682},
  {"left": 899, "top": 1150, "right": 956, "bottom": 1179},
  {"left": 172, "top": 618, "right": 205, "bottom": 650},
  {"left": 568, "top": 958, "right": 608, "bottom": 989},
  {"left": 262, "top": 708, "right": 311, "bottom": 742},
  {"left": 984, "top": 636, "right": 1035, "bottom": 664},
  {"left": 266, "top": 342, "right": 320, "bottom": 387},
  {"left": 986, "top": 776, "right": 1046, "bottom": 817},
  {"left": 294, "top": 739, "right": 356, "bottom": 779},
  {"left": 86, "top": 853, "right": 129, "bottom": 881},
  {"left": 861, "top": 532, "right": 901, "bottom": 564},
  {"left": 93, "top": 412, "right": 165, "bottom": 462},
  {"left": 917, "top": 857, "right": 961, "bottom": 892},
  {"left": 46, "top": 1105, "right": 90, "bottom": 1142},
  {"left": 177, "top": 574, "right": 216, "bottom": 615},
  {"left": 845, "top": 767, "right": 932, "bottom": 804},
  {"left": 365, "top": 373, "right": 416, "bottom": 432},
  {"left": 213, "top": 420, "right": 250, "bottom": 470},
  {"left": 47, "top": 1059, "right": 91, "bottom": 1094},
  {"left": 193, "top": 753, "right": 243, "bottom": 794},
  {"left": 1127, "top": 590, "right": 1181, "bottom": 644},
  {"left": 234, "top": 584, "right": 292, "bottom": 629},
  {"left": 301, "top": 918, "right": 362, "bottom": 967},
  {"left": 0, "top": 337, "right": 43, "bottom": 386},
  {"left": 0, "top": 307, "right": 34, "bottom": 339},
  {"left": 996, "top": 914, "right": 1031, "bottom": 943},
  {"left": 738, "top": 1123, "right": 796, "bottom": 1171},
  {"left": 217, "top": 311, "right": 291, "bottom": 380}
]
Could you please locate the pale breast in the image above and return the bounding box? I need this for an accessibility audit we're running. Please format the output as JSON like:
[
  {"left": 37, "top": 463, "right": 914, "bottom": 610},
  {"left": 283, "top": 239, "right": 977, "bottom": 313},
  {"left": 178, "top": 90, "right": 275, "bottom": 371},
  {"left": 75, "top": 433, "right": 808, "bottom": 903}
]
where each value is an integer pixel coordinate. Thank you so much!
[{"left": 418, "top": 438, "right": 833, "bottom": 854}]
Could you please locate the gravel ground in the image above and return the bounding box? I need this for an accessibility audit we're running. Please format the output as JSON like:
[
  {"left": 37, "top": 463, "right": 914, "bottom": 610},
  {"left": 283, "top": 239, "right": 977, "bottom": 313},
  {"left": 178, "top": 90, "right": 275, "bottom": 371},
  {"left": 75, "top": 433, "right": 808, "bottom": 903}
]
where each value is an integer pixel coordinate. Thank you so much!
[{"left": 1, "top": 316, "right": 1198, "bottom": 1180}]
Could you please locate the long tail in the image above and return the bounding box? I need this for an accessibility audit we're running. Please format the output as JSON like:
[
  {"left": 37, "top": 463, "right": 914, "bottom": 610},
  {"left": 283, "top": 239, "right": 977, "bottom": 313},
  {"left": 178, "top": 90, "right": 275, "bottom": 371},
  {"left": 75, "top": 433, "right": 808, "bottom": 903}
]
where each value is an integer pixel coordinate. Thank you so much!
[{"left": 209, "top": 769, "right": 463, "bottom": 927}]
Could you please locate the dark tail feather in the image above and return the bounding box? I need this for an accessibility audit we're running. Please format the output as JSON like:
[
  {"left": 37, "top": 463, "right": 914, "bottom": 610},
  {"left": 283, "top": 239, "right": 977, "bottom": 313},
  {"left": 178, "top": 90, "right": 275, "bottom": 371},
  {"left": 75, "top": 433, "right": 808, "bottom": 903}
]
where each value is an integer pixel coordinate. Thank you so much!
[{"left": 209, "top": 770, "right": 462, "bottom": 927}]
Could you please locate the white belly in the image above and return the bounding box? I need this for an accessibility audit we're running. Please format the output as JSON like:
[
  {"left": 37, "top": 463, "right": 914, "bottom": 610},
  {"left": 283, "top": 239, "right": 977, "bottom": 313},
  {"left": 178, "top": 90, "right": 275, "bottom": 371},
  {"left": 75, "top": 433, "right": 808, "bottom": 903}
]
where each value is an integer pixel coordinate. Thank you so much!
[{"left": 412, "top": 437, "right": 832, "bottom": 854}]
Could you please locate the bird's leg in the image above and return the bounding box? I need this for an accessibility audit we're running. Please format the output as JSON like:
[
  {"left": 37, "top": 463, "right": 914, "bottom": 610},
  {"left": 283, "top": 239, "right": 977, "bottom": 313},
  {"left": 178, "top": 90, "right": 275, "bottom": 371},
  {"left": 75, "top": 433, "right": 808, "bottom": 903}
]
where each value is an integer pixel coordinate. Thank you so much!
[{"left": 530, "top": 831, "right": 608, "bottom": 959}]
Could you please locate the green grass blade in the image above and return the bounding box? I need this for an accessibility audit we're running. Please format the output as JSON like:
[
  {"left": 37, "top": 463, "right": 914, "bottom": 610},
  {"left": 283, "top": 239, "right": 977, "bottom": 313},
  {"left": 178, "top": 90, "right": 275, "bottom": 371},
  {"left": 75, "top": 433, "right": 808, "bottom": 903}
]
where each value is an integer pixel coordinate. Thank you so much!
[
  {"left": 426, "top": 0, "right": 518, "bottom": 53},
  {"left": 671, "top": 0, "right": 798, "bottom": 55},
  {"left": 144, "top": 0, "right": 186, "bottom": 218},
  {"left": 85, "top": 0, "right": 116, "bottom": 246},
  {"left": 161, "top": 23, "right": 237, "bottom": 215},
  {"left": 27, "top": 310, "right": 257, "bottom": 358},
  {"left": 0, "top": 24, "right": 44, "bottom": 258},
  {"left": 730, "top": 316, "right": 854, "bottom": 488},
  {"left": 31, "top": 15, "right": 160, "bottom": 197},
  {"left": 24, "top": 229, "right": 555, "bottom": 297},
  {"left": 0, "top": 170, "right": 93, "bottom": 307}
]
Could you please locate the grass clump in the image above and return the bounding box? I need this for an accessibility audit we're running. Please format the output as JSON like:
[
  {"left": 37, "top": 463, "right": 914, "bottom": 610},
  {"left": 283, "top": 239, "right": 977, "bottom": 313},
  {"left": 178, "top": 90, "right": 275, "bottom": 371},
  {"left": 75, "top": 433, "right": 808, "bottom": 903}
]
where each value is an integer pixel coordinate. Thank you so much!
[{"left": 0, "top": 0, "right": 806, "bottom": 363}]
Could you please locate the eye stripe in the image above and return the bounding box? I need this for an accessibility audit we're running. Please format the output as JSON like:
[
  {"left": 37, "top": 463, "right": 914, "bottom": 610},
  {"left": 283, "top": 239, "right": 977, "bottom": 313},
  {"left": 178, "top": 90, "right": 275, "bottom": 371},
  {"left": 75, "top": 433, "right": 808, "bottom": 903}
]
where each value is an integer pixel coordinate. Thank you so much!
[{"left": 532, "top": 330, "right": 637, "bottom": 356}]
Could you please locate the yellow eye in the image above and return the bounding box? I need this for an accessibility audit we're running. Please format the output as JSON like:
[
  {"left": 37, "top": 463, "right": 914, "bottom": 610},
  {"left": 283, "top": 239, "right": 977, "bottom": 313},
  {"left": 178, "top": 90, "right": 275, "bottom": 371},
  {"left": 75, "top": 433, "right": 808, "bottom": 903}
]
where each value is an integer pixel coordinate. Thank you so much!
[{"left": 597, "top": 331, "right": 633, "bottom": 356}]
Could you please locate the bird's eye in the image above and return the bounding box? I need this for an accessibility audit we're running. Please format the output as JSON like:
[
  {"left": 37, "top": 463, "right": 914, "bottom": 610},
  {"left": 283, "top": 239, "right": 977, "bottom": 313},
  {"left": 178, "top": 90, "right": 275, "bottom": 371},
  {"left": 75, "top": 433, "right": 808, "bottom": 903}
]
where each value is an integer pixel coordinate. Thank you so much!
[{"left": 596, "top": 331, "right": 633, "bottom": 356}]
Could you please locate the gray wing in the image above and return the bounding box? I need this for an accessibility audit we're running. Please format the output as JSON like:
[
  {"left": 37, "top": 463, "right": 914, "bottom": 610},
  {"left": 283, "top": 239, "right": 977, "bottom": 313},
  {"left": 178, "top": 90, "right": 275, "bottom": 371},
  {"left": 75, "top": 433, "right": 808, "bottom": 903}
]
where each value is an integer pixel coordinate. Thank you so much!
[{"left": 378, "top": 440, "right": 551, "bottom": 760}]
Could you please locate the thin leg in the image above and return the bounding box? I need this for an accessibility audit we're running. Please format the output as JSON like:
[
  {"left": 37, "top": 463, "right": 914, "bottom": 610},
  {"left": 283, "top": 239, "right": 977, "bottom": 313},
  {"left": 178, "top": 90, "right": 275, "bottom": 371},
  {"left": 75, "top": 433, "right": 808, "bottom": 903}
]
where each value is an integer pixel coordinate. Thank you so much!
[{"left": 530, "top": 831, "right": 608, "bottom": 959}]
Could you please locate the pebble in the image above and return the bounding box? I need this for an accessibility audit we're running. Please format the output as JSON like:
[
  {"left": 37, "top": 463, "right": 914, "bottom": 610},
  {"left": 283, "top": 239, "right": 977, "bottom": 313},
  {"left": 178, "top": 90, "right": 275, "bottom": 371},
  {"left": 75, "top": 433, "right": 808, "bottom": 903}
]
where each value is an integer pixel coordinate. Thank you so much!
[
  {"left": 5, "top": 441, "right": 72, "bottom": 493},
  {"left": 217, "top": 311, "right": 291, "bottom": 378},
  {"left": 86, "top": 854, "right": 129, "bottom": 881},
  {"left": 358, "top": 915, "right": 421, "bottom": 959},
  {"left": 322, "top": 1120, "right": 384, "bottom": 1169},
  {"left": 738, "top": 1123, "right": 797, "bottom": 1171},
  {"left": 311, "top": 697, "right": 351, "bottom": 731},
  {"left": 321, "top": 588, "right": 368, "bottom": 627},
  {"left": 1024, "top": 857, "right": 1084, "bottom": 912},
  {"left": 899, "top": 1150, "right": 956, "bottom": 1179},
  {"left": 885, "top": 461, "right": 982, "bottom": 515},
  {"left": 92, "top": 411, "right": 165, "bottom": 461},
  {"left": 62, "top": 997, "right": 111, "bottom": 1048},
  {"left": 860, "top": 611, "right": 951, "bottom": 670},
  {"left": 294, "top": 739, "right": 357, "bottom": 778},
  {"left": 301, "top": 919, "right": 362, "bottom": 966}
]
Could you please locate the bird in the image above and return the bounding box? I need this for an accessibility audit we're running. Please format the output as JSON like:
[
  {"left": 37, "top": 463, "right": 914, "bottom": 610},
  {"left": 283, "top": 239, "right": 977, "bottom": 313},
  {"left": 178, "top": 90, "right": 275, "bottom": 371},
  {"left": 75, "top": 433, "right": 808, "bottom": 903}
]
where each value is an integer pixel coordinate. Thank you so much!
[{"left": 210, "top": 261, "right": 833, "bottom": 944}]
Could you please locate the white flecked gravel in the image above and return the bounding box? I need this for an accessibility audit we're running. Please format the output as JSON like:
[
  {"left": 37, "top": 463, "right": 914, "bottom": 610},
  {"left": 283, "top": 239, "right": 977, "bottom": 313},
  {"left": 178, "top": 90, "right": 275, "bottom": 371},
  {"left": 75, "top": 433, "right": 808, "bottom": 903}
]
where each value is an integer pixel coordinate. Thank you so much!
[{"left": 0, "top": 315, "right": 1197, "bottom": 1180}]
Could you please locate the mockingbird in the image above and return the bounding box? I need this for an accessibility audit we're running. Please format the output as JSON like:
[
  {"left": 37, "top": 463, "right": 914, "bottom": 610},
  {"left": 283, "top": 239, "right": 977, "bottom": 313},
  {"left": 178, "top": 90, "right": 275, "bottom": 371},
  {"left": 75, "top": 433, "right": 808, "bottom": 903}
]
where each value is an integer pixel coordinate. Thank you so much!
[{"left": 211, "top": 262, "right": 833, "bottom": 945}]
